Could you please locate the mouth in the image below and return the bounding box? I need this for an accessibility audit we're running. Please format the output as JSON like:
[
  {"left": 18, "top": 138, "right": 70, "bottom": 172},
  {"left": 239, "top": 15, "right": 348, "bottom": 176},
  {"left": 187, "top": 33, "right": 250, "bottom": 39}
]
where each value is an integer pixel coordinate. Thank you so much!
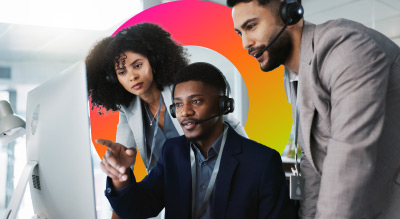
[
  {"left": 249, "top": 49, "right": 259, "bottom": 57},
  {"left": 249, "top": 47, "right": 266, "bottom": 62},
  {"left": 180, "top": 119, "right": 197, "bottom": 130},
  {"left": 132, "top": 82, "right": 143, "bottom": 90}
]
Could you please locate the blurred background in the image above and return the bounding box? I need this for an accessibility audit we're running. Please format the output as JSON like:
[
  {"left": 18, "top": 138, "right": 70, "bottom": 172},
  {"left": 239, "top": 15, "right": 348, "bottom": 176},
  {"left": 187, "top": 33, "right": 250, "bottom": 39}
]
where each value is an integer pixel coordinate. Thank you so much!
[{"left": 1, "top": 0, "right": 399, "bottom": 218}]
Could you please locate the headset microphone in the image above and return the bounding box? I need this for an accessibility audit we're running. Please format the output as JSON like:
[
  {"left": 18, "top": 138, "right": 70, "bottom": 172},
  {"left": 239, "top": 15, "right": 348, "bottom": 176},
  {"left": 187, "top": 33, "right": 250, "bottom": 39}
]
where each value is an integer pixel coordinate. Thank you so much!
[
  {"left": 254, "top": 23, "right": 289, "bottom": 59},
  {"left": 193, "top": 113, "right": 224, "bottom": 125}
]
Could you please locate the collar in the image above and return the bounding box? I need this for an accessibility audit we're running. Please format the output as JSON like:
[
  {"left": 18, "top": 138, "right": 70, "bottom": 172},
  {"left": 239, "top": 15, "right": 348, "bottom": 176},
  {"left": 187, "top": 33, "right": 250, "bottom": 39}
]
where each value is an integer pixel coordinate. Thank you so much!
[{"left": 190, "top": 123, "right": 228, "bottom": 161}]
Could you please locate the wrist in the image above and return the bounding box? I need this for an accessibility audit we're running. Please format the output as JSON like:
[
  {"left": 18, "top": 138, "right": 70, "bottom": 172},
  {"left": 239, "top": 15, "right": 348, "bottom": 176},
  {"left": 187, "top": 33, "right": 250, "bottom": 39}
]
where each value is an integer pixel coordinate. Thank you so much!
[{"left": 112, "top": 168, "right": 131, "bottom": 189}]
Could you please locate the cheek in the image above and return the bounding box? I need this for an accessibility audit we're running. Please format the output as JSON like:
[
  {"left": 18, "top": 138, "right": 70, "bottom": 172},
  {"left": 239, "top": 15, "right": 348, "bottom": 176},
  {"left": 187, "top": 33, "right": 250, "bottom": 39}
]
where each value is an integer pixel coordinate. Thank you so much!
[{"left": 117, "top": 75, "right": 130, "bottom": 91}]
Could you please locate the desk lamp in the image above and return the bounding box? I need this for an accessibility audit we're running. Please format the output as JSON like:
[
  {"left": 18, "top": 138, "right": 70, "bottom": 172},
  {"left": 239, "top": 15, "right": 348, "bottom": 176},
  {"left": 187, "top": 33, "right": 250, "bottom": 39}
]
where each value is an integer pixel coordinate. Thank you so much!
[{"left": 0, "top": 100, "right": 25, "bottom": 145}]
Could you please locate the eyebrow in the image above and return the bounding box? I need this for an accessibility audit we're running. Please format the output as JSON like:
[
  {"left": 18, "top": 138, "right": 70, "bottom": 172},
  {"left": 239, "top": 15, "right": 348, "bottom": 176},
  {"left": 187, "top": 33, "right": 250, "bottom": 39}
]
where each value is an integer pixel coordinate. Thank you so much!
[
  {"left": 234, "top": 17, "right": 258, "bottom": 32},
  {"left": 116, "top": 58, "right": 142, "bottom": 71},
  {"left": 129, "top": 59, "right": 142, "bottom": 67},
  {"left": 173, "top": 94, "right": 204, "bottom": 101}
]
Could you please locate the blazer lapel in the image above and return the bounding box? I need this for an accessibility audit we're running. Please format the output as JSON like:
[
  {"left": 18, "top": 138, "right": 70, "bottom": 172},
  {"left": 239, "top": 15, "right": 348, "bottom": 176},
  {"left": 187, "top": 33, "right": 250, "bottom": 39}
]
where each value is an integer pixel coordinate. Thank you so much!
[
  {"left": 298, "top": 21, "right": 318, "bottom": 172},
  {"left": 178, "top": 140, "right": 192, "bottom": 218},
  {"left": 128, "top": 96, "right": 148, "bottom": 169},
  {"left": 213, "top": 127, "right": 240, "bottom": 219}
]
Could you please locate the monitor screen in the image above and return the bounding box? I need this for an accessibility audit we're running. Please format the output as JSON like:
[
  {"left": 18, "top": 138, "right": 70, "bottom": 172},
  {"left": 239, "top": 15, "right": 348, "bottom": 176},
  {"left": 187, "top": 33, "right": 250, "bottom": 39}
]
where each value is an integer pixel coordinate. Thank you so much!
[{"left": 25, "top": 62, "right": 97, "bottom": 218}]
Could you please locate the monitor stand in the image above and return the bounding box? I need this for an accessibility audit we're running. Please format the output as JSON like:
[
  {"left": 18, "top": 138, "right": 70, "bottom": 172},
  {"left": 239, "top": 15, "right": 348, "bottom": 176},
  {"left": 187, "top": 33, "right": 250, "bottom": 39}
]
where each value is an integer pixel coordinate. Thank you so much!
[{"left": 4, "top": 161, "right": 38, "bottom": 219}]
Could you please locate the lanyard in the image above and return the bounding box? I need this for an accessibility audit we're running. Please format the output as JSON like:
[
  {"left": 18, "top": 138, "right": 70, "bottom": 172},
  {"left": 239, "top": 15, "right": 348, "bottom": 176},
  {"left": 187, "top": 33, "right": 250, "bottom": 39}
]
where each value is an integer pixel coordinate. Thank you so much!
[
  {"left": 190, "top": 124, "right": 228, "bottom": 219},
  {"left": 147, "top": 95, "right": 163, "bottom": 170},
  {"left": 292, "top": 81, "right": 301, "bottom": 176}
]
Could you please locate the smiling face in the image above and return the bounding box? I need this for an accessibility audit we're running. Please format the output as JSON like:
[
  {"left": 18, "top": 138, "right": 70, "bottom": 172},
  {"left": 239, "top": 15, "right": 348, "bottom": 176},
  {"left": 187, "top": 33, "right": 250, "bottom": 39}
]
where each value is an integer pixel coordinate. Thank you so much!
[
  {"left": 232, "top": 1, "right": 292, "bottom": 72},
  {"left": 115, "top": 51, "right": 157, "bottom": 98},
  {"left": 173, "top": 80, "right": 224, "bottom": 144}
]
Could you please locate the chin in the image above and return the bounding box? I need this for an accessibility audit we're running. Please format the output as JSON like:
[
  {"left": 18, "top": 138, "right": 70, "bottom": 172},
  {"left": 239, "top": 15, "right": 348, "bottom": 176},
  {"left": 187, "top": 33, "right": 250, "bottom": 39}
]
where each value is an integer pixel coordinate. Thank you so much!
[
  {"left": 260, "top": 62, "right": 281, "bottom": 72},
  {"left": 185, "top": 132, "right": 205, "bottom": 143}
]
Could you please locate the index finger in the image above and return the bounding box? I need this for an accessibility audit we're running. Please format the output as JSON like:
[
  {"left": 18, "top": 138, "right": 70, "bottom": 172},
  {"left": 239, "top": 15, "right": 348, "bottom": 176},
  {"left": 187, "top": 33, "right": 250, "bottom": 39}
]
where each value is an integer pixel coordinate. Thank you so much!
[{"left": 95, "top": 139, "right": 117, "bottom": 149}]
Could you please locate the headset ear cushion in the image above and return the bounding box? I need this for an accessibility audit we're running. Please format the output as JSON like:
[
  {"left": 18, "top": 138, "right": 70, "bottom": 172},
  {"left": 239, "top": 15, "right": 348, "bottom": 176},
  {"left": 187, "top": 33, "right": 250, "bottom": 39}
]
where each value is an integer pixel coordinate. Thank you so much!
[
  {"left": 219, "top": 96, "right": 235, "bottom": 115},
  {"left": 169, "top": 104, "right": 176, "bottom": 118},
  {"left": 226, "top": 98, "right": 235, "bottom": 114},
  {"left": 280, "top": 1, "right": 304, "bottom": 25},
  {"left": 106, "top": 75, "right": 118, "bottom": 84}
]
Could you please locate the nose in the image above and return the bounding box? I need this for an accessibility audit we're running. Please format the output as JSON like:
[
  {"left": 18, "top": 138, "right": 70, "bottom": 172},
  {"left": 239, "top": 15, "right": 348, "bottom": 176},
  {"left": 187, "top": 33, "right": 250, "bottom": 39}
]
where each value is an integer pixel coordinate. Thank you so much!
[
  {"left": 128, "top": 70, "right": 139, "bottom": 81},
  {"left": 242, "top": 34, "right": 254, "bottom": 50},
  {"left": 180, "top": 102, "right": 194, "bottom": 118}
]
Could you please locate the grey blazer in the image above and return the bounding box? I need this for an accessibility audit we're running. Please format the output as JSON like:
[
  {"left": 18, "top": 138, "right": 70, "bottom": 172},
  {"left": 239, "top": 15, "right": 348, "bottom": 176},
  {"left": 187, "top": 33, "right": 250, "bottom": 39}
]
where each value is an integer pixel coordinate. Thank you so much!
[
  {"left": 115, "top": 86, "right": 248, "bottom": 171},
  {"left": 284, "top": 19, "right": 400, "bottom": 219}
]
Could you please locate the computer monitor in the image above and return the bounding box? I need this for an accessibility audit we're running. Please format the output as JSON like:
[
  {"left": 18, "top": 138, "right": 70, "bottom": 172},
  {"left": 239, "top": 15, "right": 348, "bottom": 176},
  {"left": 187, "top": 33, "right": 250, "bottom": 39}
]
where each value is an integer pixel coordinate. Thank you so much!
[{"left": 5, "top": 62, "right": 97, "bottom": 219}]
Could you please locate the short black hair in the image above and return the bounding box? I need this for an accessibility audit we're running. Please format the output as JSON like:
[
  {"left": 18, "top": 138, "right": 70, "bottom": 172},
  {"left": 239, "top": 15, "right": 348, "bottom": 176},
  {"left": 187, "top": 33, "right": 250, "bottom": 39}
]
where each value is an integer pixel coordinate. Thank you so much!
[
  {"left": 173, "top": 62, "right": 228, "bottom": 96},
  {"left": 227, "top": 0, "right": 301, "bottom": 7},
  {"left": 86, "top": 23, "right": 188, "bottom": 112}
]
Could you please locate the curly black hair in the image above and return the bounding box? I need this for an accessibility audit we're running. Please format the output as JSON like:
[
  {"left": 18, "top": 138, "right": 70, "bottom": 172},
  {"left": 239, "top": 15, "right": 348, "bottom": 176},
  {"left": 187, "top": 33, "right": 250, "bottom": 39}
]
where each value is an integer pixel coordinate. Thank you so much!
[{"left": 86, "top": 23, "right": 188, "bottom": 112}]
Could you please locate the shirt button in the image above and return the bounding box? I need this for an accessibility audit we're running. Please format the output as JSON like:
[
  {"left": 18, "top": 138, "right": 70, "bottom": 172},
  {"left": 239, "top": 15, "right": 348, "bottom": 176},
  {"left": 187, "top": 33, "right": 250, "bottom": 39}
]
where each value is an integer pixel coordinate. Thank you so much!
[
  {"left": 201, "top": 185, "right": 207, "bottom": 190},
  {"left": 106, "top": 188, "right": 112, "bottom": 194},
  {"left": 203, "top": 162, "right": 208, "bottom": 166}
]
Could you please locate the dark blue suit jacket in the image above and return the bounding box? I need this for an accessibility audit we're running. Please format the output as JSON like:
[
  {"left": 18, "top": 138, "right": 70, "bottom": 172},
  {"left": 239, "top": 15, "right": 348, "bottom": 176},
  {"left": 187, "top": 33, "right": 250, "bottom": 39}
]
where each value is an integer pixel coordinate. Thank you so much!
[{"left": 106, "top": 126, "right": 296, "bottom": 219}]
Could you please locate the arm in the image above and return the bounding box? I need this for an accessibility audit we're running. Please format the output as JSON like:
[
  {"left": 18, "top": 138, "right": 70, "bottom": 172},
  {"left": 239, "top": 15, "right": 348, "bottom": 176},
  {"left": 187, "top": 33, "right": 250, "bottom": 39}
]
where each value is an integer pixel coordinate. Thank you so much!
[
  {"left": 101, "top": 139, "right": 165, "bottom": 218},
  {"left": 259, "top": 150, "right": 296, "bottom": 219},
  {"left": 314, "top": 27, "right": 390, "bottom": 218}
]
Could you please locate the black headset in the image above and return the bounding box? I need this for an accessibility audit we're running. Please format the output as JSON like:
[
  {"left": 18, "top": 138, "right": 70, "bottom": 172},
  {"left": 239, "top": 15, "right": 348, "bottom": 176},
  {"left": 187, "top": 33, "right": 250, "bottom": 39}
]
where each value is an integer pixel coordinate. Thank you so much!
[
  {"left": 280, "top": 0, "right": 304, "bottom": 25},
  {"left": 169, "top": 64, "right": 235, "bottom": 119},
  {"left": 106, "top": 73, "right": 118, "bottom": 84}
]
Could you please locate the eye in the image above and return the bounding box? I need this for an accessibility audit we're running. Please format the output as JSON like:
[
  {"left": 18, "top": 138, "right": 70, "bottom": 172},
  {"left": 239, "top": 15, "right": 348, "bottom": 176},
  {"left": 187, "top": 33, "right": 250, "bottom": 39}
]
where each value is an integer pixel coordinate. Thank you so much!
[
  {"left": 174, "top": 102, "right": 183, "bottom": 109},
  {"left": 133, "top": 63, "right": 142, "bottom": 69},
  {"left": 236, "top": 31, "right": 242, "bottom": 37},
  {"left": 246, "top": 23, "right": 255, "bottom": 30},
  {"left": 117, "top": 70, "right": 126, "bottom": 75},
  {"left": 192, "top": 99, "right": 201, "bottom": 105}
]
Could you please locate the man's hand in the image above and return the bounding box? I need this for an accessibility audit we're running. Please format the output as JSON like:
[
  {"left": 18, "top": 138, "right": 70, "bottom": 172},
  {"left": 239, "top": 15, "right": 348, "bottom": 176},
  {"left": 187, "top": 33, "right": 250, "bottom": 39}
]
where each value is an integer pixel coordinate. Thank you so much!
[{"left": 96, "top": 139, "right": 137, "bottom": 187}]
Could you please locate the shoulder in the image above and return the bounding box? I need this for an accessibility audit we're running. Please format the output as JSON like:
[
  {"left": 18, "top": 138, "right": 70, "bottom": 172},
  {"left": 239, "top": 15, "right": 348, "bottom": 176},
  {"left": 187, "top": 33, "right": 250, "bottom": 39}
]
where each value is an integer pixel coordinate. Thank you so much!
[
  {"left": 118, "top": 97, "right": 140, "bottom": 115},
  {"left": 228, "top": 127, "right": 280, "bottom": 161},
  {"left": 313, "top": 18, "right": 392, "bottom": 56},
  {"left": 161, "top": 85, "right": 174, "bottom": 106},
  {"left": 315, "top": 19, "right": 368, "bottom": 41},
  {"left": 163, "top": 135, "right": 187, "bottom": 150},
  {"left": 310, "top": 19, "right": 396, "bottom": 83}
]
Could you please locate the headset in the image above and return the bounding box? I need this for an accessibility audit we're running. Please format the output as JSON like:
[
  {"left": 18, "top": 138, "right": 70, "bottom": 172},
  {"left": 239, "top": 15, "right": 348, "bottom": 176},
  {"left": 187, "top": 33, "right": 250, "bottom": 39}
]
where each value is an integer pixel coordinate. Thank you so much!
[
  {"left": 280, "top": 0, "right": 304, "bottom": 26},
  {"left": 254, "top": 0, "right": 304, "bottom": 58},
  {"left": 169, "top": 63, "right": 234, "bottom": 124}
]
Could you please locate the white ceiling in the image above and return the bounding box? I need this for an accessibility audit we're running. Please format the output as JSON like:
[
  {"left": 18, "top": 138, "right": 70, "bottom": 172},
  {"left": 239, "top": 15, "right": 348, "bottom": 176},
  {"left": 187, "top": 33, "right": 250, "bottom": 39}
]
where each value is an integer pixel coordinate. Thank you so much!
[{"left": 0, "top": 0, "right": 398, "bottom": 63}]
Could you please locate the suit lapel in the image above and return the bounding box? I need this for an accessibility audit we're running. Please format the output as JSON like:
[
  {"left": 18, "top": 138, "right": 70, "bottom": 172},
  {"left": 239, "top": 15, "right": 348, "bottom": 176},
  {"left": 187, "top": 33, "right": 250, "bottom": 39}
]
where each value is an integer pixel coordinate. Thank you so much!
[
  {"left": 298, "top": 21, "right": 318, "bottom": 172},
  {"left": 177, "top": 140, "right": 192, "bottom": 218},
  {"left": 213, "top": 127, "right": 241, "bottom": 219}
]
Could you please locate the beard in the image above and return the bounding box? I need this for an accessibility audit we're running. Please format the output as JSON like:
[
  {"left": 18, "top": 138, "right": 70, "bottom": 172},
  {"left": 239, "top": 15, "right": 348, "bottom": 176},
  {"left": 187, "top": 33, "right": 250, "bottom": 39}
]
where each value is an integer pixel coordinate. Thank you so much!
[{"left": 261, "top": 29, "right": 292, "bottom": 72}]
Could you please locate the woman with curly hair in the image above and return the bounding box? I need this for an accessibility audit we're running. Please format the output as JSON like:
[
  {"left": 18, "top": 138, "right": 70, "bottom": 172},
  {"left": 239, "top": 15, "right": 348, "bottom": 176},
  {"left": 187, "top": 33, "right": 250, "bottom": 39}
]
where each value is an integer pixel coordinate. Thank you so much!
[{"left": 86, "top": 23, "right": 247, "bottom": 174}]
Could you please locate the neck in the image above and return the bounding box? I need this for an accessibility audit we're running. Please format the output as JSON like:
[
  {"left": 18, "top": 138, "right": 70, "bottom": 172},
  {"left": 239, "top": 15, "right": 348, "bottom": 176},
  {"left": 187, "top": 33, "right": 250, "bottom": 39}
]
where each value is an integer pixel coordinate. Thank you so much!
[
  {"left": 140, "top": 84, "right": 161, "bottom": 111},
  {"left": 193, "top": 121, "right": 224, "bottom": 158},
  {"left": 284, "top": 19, "right": 304, "bottom": 74}
]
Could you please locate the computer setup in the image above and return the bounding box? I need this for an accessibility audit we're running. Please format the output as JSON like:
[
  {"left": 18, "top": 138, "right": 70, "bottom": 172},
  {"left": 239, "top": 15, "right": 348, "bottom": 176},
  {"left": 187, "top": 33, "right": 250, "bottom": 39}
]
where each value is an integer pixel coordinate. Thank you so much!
[{"left": 4, "top": 62, "right": 98, "bottom": 219}]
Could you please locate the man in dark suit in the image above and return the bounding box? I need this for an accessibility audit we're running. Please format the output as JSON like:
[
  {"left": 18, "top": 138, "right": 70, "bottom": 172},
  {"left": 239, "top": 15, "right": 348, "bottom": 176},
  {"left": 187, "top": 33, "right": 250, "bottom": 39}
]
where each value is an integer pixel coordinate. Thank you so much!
[{"left": 97, "top": 62, "right": 296, "bottom": 218}]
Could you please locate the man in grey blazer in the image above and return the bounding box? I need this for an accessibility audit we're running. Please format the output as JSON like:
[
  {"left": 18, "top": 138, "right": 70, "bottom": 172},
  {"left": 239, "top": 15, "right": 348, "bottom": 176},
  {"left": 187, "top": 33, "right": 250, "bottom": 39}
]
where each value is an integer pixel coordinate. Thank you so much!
[{"left": 228, "top": 0, "right": 400, "bottom": 218}]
